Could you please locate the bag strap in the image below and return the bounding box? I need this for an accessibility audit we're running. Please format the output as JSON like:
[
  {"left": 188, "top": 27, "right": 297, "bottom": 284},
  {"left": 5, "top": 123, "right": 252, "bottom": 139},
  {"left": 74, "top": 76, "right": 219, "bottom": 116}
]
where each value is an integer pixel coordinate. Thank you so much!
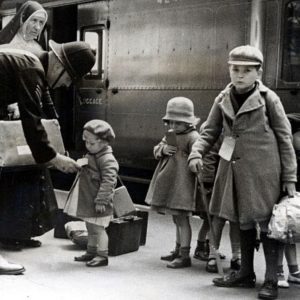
[{"left": 90, "top": 153, "right": 123, "bottom": 186}]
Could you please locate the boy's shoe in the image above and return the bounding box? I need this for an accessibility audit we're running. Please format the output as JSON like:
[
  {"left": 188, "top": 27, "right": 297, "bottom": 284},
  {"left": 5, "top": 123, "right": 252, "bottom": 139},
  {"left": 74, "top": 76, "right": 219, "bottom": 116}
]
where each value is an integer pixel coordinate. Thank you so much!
[
  {"left": 277, "top": 273, "right": 289, "bottom": 288},
  {"left": 213, "top": 271, "right": 256, "bottom": 288},
  {"left": 258, "top": 280, "right": 278, "bottom": 300},
  {"left": 166, "top": 257, "right": 191, "bottom": 269},
  {"left": 161, "top": 251, "right": 180, "bottom": 262},
  {"left": 230, "top": 258, "right": 241, "bottom": 271},
  {"left": 288, "top": 271, "right": 300, "bottom": 284}
]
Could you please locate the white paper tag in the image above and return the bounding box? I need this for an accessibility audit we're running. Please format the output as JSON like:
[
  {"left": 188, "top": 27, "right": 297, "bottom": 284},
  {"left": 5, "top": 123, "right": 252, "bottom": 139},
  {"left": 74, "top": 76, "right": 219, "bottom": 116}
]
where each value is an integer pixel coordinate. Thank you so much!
[
  {"left": 218, "top": 136, "right": 236, "bottom": 161},
  {"left": 17, "top": 145, "right": 32, "bottom": 155},
  {"left": 77, "top": 157, "right": 88, "bottom": 167}
]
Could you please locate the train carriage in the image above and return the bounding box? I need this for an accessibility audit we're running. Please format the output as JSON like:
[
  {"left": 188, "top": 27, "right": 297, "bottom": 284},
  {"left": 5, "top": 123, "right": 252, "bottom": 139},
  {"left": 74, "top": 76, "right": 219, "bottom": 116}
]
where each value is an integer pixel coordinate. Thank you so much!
[{"left": 0, "top": 0, "right": 299, "bottom": 184}]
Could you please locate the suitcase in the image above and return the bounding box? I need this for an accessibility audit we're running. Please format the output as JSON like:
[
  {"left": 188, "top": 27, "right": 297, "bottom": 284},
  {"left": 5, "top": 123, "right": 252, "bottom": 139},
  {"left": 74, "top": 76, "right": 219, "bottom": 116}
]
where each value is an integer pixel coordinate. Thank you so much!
[
  {"left": 0, "top": 119, "right": 65, "bottom": 167},
  {"left": 134, "top": 210, "right": 149, "bottom": 246},
  {"left": 107, "top": 215, "right": 143, "bottom": 256}
]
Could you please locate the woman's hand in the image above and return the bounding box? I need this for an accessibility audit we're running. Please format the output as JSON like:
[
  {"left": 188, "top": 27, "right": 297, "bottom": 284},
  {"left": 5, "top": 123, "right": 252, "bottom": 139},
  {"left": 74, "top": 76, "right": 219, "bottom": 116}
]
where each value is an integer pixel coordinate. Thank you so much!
[{"left": 282, "top": 181, "right": 296, "bottom": 197}]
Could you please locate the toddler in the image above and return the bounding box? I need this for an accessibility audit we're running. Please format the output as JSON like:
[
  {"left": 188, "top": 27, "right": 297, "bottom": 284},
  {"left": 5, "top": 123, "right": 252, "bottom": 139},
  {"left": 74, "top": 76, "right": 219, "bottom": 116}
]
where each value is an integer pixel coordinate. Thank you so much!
[{"left": 74, "top": 120, "right": 119, "bottom": 267}]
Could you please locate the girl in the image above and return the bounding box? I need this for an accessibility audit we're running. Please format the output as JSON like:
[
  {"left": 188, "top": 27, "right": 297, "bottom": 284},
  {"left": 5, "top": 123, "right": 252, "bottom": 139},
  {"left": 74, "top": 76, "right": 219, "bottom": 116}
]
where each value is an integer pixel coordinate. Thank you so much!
[
  {"left": 146, "top": 97, "right": 200, "bottom": 268},
  {"left": 73, "top": 120, "right": 119, "bottom": 267}
]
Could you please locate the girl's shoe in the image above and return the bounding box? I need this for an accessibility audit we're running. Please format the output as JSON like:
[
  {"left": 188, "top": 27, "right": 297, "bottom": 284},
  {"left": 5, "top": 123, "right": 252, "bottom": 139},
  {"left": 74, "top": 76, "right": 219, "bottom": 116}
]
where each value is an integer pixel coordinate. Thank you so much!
[
  {"left": 230, "top": 258, "right": 241, "bottom": 271},
  {"left": 288, "top": 271, "right": 300, "bottom": 284},
  {"left": 166, "top": 257, "right": 191, "bottom": 269},
  {"left": 86, "top": 256, "right": 108, "bottom": 267},
  {"left": 194, "top": 240, "right": 210, "bottom": 261},
  {"left": 277, "top": 273, "right": 289, "bottom": 288},
  {"left": 206, "top": 258, "right": 218, "bottom": 273},
  {"left": 74, "top": 253, "right": 96, "bottom": 262}
]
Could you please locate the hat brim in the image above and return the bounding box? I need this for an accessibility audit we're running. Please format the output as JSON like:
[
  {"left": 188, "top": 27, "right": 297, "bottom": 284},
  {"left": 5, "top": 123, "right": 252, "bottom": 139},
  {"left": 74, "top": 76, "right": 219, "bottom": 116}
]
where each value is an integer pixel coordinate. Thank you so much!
[
  {"left": 49, "top": 39, "right": 75, "bottom": 80},
  {"left": 162, "top": 115, "right": 200, "bottom": 125},
  {"left": 228, "top": 60, "right": 261, "bottom": 66}
]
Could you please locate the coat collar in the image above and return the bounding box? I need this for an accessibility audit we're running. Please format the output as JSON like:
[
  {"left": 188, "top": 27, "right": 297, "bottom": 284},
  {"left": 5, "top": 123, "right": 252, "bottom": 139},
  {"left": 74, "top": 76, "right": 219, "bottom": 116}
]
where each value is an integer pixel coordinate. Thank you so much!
[
  {"left": 219, "top": 80, "right": 267, "bottom": 120},
  {"left": 90, "top": 145, "right": 113, "bottom": 159}
]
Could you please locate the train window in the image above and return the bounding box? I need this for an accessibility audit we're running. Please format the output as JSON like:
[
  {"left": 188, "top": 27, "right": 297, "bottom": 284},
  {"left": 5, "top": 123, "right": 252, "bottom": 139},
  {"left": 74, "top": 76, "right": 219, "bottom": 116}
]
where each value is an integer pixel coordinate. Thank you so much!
[
  {"left": 81, "top": 26, "right": 105, "bottom": 79},
  {"left": 282, "top": 1, "right": 300, "bottom": 82}
]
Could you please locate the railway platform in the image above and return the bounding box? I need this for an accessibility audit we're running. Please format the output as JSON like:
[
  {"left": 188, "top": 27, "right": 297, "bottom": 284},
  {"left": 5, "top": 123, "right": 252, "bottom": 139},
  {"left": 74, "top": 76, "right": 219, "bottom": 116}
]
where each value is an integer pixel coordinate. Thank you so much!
[{"left": 1, "top": 209, "right": 300, "bottom": 300}]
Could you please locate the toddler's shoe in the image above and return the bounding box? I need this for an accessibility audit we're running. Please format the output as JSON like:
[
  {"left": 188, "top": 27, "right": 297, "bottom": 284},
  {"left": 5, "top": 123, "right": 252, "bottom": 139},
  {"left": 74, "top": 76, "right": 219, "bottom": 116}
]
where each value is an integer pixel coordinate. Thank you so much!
[
  {"left": 213, "top": 271, "right": 256, "bottom": 288},
  {"left": 288, "top": 271, "right": 300, "bottom": 284},
  {"left": 277, "top": 272, "right": 289, "bottom": 288},
  {"left": 74, "top": 253, "right": 96, "bottom": 262},
  {"left": 160, "top": 251, "right": 180, "bottom": 262},
  {"left": 230, "top": 258, "right": 241, "bottom": 271},
  {"left": 258, "top": 280, "right": 278, "bottom": 300},
  {"left": 166, "top": 257, "right": 191, "bottom": 269},
  {"left": 86, "top": 256, "right": 108, "bottom": 267}
]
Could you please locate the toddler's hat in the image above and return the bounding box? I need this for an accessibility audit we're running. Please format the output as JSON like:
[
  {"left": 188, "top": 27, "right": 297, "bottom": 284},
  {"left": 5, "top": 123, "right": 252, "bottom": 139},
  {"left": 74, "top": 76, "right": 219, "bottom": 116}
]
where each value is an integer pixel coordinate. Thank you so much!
[
  {"left": 228, "top": 45, "right": 263, "bottom": 66},
  {"left": 83, "top": 119, "right": 115, "bottom": 142}
]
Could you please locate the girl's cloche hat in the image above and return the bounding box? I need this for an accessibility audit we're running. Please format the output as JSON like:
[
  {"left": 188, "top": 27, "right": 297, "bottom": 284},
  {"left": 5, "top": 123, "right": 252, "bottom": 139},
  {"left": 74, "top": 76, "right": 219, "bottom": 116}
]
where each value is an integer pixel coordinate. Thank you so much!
[
  {"left": 162, "top": 97, "right": 200, "bottom": 125},
  {"left": 83, "top": 119, "right": 115, "bottom": 143}
]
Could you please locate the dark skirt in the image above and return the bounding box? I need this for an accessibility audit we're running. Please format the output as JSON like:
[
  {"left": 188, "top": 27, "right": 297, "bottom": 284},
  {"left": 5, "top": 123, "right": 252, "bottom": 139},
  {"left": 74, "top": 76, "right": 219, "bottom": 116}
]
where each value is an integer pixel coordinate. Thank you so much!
[{"left": 0, "top": 166, "right": 57, "bottom": 240}]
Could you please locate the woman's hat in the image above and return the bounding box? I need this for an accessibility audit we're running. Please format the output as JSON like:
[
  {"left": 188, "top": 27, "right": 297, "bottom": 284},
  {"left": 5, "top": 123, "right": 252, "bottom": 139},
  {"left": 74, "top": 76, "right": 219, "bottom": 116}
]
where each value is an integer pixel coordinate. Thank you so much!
[
  {"left": 83, "top": 120, "right": 115, "bottom": 142},
  {"left": 228, "top": 45, "right": 263, "bottom": 66},
  {"left": 49, "top": 39, "right": 96, "bottom": 81},
  {"left": 162, "top": 97, "right": 200, "bottom": 125}
]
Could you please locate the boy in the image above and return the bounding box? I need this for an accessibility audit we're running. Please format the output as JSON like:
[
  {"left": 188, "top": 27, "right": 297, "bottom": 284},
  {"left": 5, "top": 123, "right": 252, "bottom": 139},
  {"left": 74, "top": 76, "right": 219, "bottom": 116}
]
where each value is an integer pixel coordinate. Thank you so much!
[{"left": 188, "top": 45, "right": 297, "bottom": 300}]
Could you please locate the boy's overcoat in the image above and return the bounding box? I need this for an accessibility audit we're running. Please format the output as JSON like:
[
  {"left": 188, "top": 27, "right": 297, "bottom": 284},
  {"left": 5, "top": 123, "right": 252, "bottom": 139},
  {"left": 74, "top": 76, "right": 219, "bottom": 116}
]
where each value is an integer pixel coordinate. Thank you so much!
[{"left": 189, "top": 81, "right": 297, "bottom": 225}]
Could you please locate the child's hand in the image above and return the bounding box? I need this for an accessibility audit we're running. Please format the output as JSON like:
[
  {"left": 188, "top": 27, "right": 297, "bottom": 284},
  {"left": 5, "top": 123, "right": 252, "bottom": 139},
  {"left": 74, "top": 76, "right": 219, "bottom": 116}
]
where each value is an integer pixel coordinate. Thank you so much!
[
  {"left": 282, "top": 181, "right": 296, "bottom": 197},
  {"left": 163, "top": 145, "right": 177, "bottom": 156},
  {"left": 95, "top": 204, "right": 106, "bottom": 213}
]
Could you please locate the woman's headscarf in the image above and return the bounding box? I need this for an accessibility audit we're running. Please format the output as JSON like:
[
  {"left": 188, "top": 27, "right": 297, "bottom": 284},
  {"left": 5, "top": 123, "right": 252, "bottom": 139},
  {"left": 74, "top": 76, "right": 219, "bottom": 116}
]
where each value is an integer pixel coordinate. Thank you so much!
[{"left": 0, "top": 1, "right": 47, "bottom": 45}]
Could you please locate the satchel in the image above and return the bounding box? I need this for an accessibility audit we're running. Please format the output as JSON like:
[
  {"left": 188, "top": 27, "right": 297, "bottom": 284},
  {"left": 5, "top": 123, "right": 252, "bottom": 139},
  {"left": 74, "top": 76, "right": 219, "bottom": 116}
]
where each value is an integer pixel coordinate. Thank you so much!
[
  {"left": 268, "top": 193, "right": 300, "bottom": 243},
  {"left": 113, "top": 177, "right": 135, "bottom": 217},
  {"left": 0, "top": 119, "right": 65, "bottom": 167}
]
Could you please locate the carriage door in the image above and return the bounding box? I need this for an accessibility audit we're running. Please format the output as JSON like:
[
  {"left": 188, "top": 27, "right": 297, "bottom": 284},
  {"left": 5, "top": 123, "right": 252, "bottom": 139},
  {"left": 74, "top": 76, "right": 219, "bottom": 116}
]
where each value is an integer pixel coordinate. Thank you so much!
[{"left": 75, "top": 1, "right": 109, "bottom": 151}]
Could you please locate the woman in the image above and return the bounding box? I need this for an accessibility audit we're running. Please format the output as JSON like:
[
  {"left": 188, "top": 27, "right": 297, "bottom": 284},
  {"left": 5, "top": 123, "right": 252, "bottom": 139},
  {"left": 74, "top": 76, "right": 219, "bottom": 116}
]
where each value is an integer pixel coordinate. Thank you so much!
[
  {"left": 0, "top": 0, "right": 47, "bottom": 51},
  {"left": 0, "top": 1, "right": 57, "bottom": 251}
]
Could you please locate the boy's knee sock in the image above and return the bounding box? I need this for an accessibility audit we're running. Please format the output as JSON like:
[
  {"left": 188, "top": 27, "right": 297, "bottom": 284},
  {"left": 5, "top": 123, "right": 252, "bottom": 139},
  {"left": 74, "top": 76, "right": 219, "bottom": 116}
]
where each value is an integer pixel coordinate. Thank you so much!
[
  {"left": 239, "top": 229, "right": 256, "bottom": 276},
  {"left": 231, "top": 242, "right": 241, "bottom": 260},
  {"left": 261, "top": 232, "right": 279, "bottom": 283},
  {"left": 288, "top": 264, "right": 299, "bottom": 274}
]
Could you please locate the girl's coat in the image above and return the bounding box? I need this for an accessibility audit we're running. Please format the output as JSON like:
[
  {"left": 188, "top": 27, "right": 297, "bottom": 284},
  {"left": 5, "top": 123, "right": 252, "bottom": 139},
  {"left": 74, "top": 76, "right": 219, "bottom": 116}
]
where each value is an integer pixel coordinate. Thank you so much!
[{"left": 146, "top": 128, "right": 200, "bottom": 212}]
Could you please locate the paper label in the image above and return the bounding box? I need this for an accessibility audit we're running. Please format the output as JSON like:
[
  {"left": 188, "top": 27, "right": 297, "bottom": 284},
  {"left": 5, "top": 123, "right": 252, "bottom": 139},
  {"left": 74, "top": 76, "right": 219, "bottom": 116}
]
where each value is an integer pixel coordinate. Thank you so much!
[
  {"left": 218, "top": 136, "right": 236, "bottom": 161},
  {"left": 77, "top": 157, "right": 88, "bottom": 167}
]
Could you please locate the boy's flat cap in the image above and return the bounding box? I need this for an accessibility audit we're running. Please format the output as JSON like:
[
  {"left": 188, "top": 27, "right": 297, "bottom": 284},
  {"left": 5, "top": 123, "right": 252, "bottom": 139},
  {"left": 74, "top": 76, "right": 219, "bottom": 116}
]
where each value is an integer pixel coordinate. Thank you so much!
[
  {"left": 83, "top": 120, "right": 115, "bottom": 142},
  {"left": 228, "top": 45, "right": 263, "bottom": 66}
]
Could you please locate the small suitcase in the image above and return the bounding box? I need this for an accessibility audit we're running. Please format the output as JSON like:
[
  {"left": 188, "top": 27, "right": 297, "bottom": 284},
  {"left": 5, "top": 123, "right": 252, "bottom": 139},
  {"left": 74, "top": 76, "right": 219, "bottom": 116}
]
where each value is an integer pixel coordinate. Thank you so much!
[
  {"left": 107, "top": 215, "right": 143, "bottom": 256},
  {"left": 134, "top": 210, "right": 149, "bottom": 246}
]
